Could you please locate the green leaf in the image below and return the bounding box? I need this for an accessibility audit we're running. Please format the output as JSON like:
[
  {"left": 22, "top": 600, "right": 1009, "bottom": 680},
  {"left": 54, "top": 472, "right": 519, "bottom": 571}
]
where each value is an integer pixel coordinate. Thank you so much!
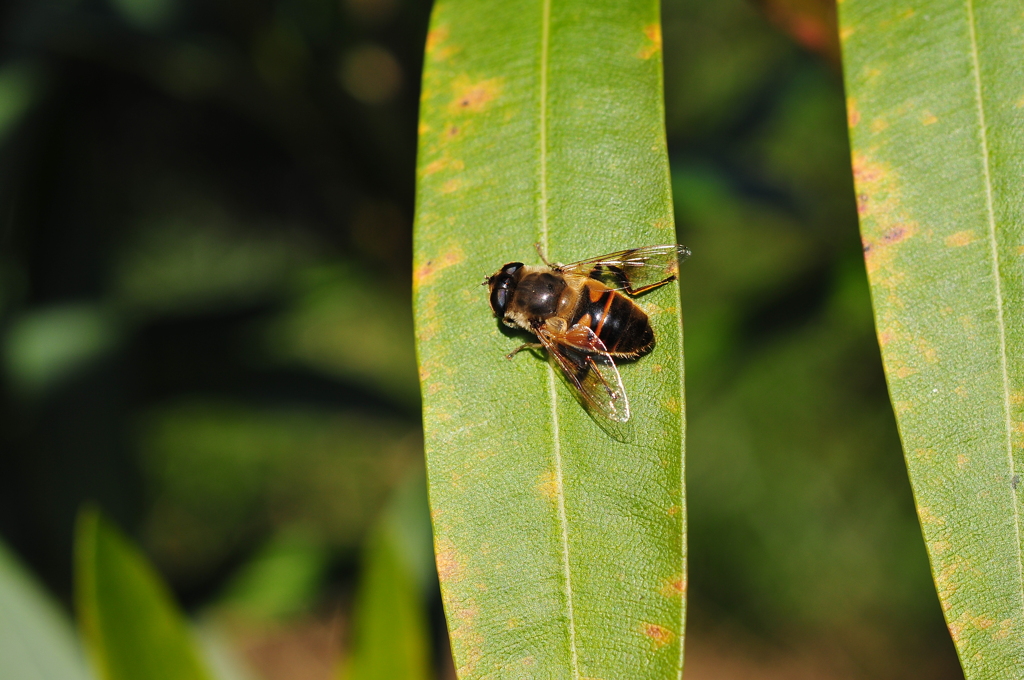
[
  {"left": 0, "top": 538, "right": 93, "bottom": 680},
  {"left": 342, "top": 475, "right": 434, "bottom": 680},
  {"left": 413, "top": 0, "right": 685, "bottom": 677},
  {"left": 74, "top": 508, "right": 214, "bottom": 680},
  {"left": 839, "top": 1, "right": 1024, "bottom": 673}
]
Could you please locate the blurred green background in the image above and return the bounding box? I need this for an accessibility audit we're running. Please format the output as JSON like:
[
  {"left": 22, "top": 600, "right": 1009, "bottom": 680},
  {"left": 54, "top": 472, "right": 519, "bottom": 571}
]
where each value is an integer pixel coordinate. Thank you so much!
[{"left": 0, "top": 0, "right": 964, "bottom": 678}]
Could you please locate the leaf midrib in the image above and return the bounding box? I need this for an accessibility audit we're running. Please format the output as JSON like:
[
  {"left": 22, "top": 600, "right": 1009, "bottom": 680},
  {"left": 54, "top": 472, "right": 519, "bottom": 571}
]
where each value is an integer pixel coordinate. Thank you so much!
[
  {"left": 537, "top": 0, "right": 581, "bottom": 675},
  {"left": 966, "top": 0, "right": 1024, "bottom": 610}
]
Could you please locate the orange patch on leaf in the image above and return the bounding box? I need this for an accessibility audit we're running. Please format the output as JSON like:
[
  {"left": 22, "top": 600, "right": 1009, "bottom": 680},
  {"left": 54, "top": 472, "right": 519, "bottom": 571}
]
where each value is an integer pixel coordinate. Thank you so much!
[
  {"left": 643, "top": 623, "right": 675, "bottom": 648},
  {"left": 660, "top": 575, "right": 686, "bottom": 598},
  {"left": 639, "top": 24, "right": 662, "bottom": 59},
  {"left": 846, "top": 98, "right": 860, "bottom": 127}
]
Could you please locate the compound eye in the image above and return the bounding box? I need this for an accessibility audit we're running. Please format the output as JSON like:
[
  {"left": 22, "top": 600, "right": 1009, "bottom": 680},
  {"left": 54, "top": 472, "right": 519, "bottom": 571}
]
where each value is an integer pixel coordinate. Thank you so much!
[
  {"left": 495, "top": 287, "right": 509, "bottom": 312},
  {"left": 503, "top": 262, "right": 523, "bottom": 277}
]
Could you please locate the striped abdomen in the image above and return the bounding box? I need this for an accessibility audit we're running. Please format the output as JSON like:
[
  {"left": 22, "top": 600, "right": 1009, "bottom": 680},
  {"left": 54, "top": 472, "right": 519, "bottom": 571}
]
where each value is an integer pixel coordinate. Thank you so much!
[{"left": 571, "top": 281, "right": 654, "bottom": 358}]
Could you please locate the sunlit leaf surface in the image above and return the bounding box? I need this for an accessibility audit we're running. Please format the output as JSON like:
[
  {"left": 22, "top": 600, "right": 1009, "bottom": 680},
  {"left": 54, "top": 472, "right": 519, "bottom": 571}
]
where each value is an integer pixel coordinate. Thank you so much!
[
  {"left": 413, "top": 0, "right": 685, "bottom": 677},
  {"left": 840, "top": 1, "right": 1024, "bottom": 673},
  {"left": 75, "top": 509, "right": 213, "bottom": 680}
]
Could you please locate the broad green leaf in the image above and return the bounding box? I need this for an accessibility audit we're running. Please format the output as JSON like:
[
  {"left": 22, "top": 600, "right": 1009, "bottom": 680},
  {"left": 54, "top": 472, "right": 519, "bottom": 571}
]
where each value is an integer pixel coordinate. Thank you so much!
[
  {"left": 0, "top": 538, "right": 93, "bottom": 680},
  {"left": 839, "top": 1, "right": 1024, "bottom": 673},
  {"left": 413, "top": 0, "right": 685, "bottom": 677},
  {"left": 341, "top": 475, "right": 434, "bottom": 680},
  {"left": 75, "top": 508, "right": 214, "bottom": 680}
]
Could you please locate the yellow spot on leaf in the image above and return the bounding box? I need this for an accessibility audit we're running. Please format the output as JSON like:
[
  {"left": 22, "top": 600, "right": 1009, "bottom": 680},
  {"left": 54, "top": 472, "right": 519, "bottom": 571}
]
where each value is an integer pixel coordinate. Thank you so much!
[
  {"left": 922, "top": 111, "right": 938, "bottom": 125},
  {"left": 639, "top": 24, "right": 662, "bottom": 59},
  {"left": 441, "top": 178, "right": 462, "bottom": 193},
  {"left": 667, "top": 505, "right": 680, "bottom": 516},
  {"left": 894, "top": 365, "right": 917, "bottom": 379},
  {"left": 414, "top": 246, "right": 465, "bottom": 292},
  {"left": 871, "top": 118, "right": 889, "bottom": 133},
  {"left": 840, "top": 26, "right": 854, "bottom": 41},
  {"left": 918, "top": 506, "right": 945, "bottom": 526},
  {"left": 945, "top": 230, "right": 976, "bottom": 247},
  {"left": 664, "top": 397, "right": 680, "bottom": 414},
  {"left": 957, "top": 453, "right": 968, "bottom": 468},
  {"left": 536, "top": 470, "right": 559, "bottom": 501}
]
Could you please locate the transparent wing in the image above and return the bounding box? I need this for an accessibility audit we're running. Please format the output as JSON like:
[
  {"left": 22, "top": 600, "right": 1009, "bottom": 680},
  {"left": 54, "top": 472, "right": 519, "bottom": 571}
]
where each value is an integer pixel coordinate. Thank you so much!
[
  {"left": 537, "top": 324, "right": 630, "bottom": 423},
  {"left": 557, "top": 244, "right": 690, "bottom": 294}
]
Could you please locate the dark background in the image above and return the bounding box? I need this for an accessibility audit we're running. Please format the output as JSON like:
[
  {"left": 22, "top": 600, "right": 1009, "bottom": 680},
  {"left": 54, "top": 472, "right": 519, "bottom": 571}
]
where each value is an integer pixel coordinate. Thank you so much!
[{"left": 0, "top": 0, "right": 964, "bottom": 677}]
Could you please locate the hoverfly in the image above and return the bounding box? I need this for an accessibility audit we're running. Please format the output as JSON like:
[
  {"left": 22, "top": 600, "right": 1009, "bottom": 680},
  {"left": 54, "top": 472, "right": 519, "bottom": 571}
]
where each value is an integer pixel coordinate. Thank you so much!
[{"left": 486, "top": 244, "right": 689, "bottom": 422}]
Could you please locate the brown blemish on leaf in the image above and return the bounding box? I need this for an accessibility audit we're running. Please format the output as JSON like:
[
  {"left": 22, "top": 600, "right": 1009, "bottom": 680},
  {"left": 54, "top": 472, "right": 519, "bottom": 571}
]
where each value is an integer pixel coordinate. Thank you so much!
[
  {"left": 639, "top": 24, "right": 662, "bottom": 59},
  {"left": 450, "top": 76, "right": 501, "bottom": 113},
  {"left": 667, "top": 505, "right": 680, "bottom": 516},
  {"left": 642, "top": 623, "right": 675, "bottom": 648},
  {"left": 922, "top": 111, "right": 938, "bottom": 125},
  {"left": 846, "top": 98, "right": 860, "bottom": 127},
  {"left": 414, "top": 247, "right": 465, "bottom": 292},
  {"left": 664, "top": 397, "right": 680, "bottom": 414},
  {"left": 446, "top": 124, "right": 461, "bottom": 139},
  {"left": 660, "top": 575, "right": 686, "bottom": 597},
  {"left": 945, "top": 230, "right": 976, "bottom": 247}
]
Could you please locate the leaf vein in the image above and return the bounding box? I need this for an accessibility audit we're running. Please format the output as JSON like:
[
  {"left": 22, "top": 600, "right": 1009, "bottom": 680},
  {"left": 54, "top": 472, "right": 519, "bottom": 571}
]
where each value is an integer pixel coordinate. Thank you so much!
[
  {"left": 538, "top": 0, "right": 580, "bottom": 676},
  {"left": 966, "top": 0, "right": 1024, "bottom": 612}
]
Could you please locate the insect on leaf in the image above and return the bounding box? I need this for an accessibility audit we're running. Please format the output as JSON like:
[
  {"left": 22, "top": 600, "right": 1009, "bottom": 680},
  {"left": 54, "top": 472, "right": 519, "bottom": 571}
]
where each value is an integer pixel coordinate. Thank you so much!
[
  {"left": 413, "top": 0, "right": 686, "bottom": 677},
  {"left": 839, "top": 1, "right": 1024, "bottom": 673}
]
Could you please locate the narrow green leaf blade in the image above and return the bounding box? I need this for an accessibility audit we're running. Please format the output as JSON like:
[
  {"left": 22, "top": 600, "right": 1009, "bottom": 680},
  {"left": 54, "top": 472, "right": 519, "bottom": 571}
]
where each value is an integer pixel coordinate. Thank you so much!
[
  {"left": 342, "top": 505, "right": 433, "bottom": 680},
  {"left": 414, "top": 0, "right": 685, "bottom": 677},
  {"left": 839, "top": 1, "right": 1024, "bottom": 672},
  {"left": 0, "top": 539, "right": 92, "bottom": 680},
  {"left": 75, "top": 509, "right": 214, "bottom": 680}
]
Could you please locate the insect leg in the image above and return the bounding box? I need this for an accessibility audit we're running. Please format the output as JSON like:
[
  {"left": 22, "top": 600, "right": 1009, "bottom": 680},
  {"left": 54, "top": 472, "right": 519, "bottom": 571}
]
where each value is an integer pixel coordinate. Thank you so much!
[
  {"left": 533, "top": 242, "right": 558, "bottom": 269},
  {"left": 505, "top": 342, "right": 544, "bottom": 360}
]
